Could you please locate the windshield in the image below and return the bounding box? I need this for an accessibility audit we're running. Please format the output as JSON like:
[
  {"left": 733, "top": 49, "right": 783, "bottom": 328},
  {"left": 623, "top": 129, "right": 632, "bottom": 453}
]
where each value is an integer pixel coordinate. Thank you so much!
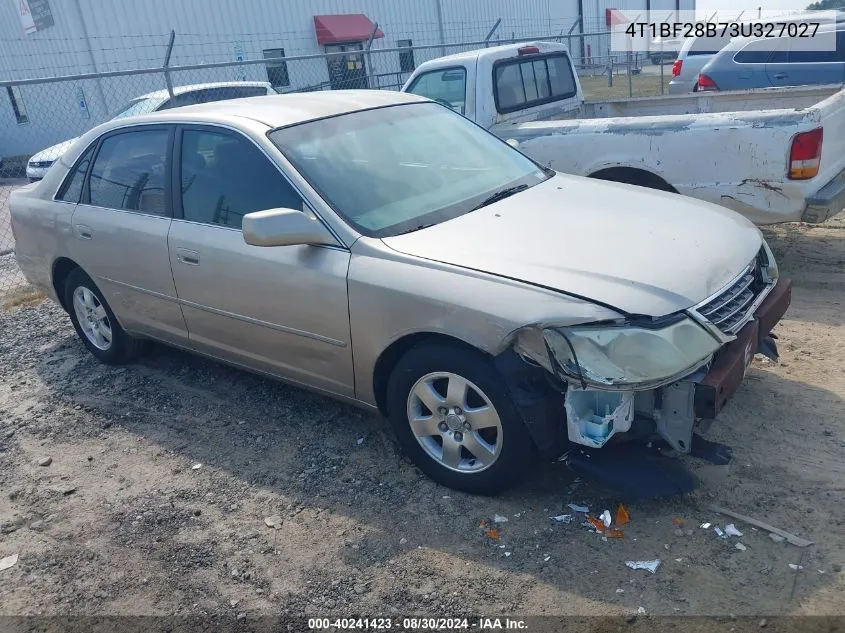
[
  {"left": 269, "top": 102, "right": 549, "bottom": 237},
  {"left": 110, "top": 96, "right": 166, "bottom": 120}
]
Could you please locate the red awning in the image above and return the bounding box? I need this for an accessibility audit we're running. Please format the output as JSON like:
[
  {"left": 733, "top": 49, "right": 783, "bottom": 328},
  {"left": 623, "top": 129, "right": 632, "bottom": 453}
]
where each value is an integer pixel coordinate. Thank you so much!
[{"left": 313, "top": 14, "right": 384, "bottom": 45}]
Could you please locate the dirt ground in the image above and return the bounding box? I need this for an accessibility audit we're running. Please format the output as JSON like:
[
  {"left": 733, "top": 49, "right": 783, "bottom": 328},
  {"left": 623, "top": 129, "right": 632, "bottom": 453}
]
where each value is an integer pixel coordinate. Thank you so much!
[{"left": 0, "top": 221, "right": 843, "bottom": 621}]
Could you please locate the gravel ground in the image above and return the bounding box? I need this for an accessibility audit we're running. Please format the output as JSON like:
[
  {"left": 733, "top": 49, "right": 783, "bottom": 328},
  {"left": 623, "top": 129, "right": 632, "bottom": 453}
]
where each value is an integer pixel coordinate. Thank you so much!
[{"left": 0, "top": 222, "right": 843, "bottom": 619}]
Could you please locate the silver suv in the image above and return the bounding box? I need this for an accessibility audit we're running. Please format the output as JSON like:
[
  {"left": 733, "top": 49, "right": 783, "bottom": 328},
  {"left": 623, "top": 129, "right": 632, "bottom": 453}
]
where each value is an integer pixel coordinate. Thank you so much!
[{"left": 668, "top": 33, "right": 733, "bottom": 94}]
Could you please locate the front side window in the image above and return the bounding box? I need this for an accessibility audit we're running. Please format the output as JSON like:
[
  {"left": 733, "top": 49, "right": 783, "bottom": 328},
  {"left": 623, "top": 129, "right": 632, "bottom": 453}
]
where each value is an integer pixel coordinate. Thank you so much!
[
  {"left": 58, "top": 145, "right": 95, "bottom": 203},
  {"left": 405, "top": 68, "right": 467, "bottom": 113},
  {"left": 179, "top": 129, "right": 303, "bottom": 230},
  {"left": 88, "top": 129, "right": 169, "bottom": 215},
  {"left": 270, "top": 102, "right": 549, "bottom": 238},
  {"left": 494, "top": 54, "right": 577, "bottom": 114}
]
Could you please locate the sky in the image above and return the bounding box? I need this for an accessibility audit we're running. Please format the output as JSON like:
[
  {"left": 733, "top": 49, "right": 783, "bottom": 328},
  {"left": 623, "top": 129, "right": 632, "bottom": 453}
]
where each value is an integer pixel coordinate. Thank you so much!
[{"left": 696, "top": 0, "right": 815, "bottom": 17}]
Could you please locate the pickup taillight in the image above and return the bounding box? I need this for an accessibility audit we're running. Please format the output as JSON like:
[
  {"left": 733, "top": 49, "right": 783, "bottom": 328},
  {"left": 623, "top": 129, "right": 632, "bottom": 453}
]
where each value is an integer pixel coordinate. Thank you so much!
[
  {"left": 696, "top": 74, "right": 718, "bottom": 91},
  {"left": 672, "top": 59, "right": 682, "bottom": 77},
  {"left": 788, "top": 128, "right": 823, "bottom": 180}
]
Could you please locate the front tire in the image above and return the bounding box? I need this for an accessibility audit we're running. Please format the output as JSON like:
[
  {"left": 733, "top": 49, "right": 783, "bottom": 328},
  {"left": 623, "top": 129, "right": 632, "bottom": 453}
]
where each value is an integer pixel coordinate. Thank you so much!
[
  {"left": 386, "top": 342, "right": 534, "bottom": 495},
  {"left": 64, "top": 268, "right": 146, "bottom": 364}
]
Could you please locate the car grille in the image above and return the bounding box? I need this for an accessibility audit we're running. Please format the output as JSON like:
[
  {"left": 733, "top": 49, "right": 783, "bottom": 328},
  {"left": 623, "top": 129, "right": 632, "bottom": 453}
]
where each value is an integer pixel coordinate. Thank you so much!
[{"left": 696, "top": 249, "right": 769, "bottom": 335}]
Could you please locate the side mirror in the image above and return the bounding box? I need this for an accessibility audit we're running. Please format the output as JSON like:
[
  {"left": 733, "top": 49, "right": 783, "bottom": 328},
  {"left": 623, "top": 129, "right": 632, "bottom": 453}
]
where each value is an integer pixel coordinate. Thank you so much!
[
  {"left": 242, "top": 208, "right": 336, "bottom": 247},
  {"left": 505, "top": 138, "right": 520, "bottom": 149}
]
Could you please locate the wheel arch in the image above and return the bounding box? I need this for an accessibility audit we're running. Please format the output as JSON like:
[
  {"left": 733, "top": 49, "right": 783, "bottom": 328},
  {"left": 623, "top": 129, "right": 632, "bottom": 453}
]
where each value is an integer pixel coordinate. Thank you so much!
[
  {"left": 589, "top": 166, "right": 678, "bottom": 193},
  {"left": 372, "top": 331, "right": 488, "bottom": 417},
  {"left": 51, "top": 256, "right": 82, "bottom": 312}
]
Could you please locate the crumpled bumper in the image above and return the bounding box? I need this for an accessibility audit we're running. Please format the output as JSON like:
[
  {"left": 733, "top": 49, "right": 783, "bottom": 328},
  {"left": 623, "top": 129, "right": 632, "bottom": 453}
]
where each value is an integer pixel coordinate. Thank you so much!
[{"left": 694, "top": 278, "right": 792, "bottom": 419}]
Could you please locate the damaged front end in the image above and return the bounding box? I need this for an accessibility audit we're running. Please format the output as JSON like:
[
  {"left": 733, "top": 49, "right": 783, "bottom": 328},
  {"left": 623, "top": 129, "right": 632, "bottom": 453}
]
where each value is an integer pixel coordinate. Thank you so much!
[{"left": 503, "top": 245, "right": 791, "bottom": 497}]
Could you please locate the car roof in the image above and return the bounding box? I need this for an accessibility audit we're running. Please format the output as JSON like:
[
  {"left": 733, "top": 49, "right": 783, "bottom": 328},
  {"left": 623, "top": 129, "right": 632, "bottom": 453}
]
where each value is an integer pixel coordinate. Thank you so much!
[
  {"left": 133, "top": 81, "right": 273, "bottom": 101},
  {"left": 117, "top": 90, "right": 429, "bottom": 129},
  {"left": 714, "top": 23, "right": 843, "bottom": 53}
]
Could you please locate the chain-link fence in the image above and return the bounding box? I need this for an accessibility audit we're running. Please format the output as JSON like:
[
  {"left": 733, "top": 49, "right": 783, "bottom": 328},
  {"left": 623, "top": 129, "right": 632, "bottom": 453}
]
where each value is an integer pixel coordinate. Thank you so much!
[{"left": 0, "top": 27, "right": 672, "bottom": 299}]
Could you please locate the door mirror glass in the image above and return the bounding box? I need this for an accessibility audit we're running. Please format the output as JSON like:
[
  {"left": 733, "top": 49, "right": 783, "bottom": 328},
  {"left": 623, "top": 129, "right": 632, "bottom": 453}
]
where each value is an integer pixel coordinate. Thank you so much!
[{"left": 242, "top": 208, "right": 336, "bottom": 247}]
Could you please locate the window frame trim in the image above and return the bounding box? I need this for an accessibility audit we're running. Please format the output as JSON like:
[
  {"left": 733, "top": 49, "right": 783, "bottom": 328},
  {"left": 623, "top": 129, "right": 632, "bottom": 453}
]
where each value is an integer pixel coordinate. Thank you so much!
[
  {"left": 492, "top": 52, "right": 578, "bottom": 115},
  {"left": 53, "top": 138, "right": 99, "bottom": 204},
  {"left": 79, "top": 123, "right": 175, "bottom": 218},
  {"left": 171, "top": 122, "right": 343, "bottom": 246}
]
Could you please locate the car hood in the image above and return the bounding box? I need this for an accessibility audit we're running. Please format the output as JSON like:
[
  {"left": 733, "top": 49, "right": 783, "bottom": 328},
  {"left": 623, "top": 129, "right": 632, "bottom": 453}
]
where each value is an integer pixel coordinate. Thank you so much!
[
  {"left": 29, "top": 137, "right": 80, "bottom": 163},
  {"left": 381, "top": 174, "right": 762, "bottom": 316}
]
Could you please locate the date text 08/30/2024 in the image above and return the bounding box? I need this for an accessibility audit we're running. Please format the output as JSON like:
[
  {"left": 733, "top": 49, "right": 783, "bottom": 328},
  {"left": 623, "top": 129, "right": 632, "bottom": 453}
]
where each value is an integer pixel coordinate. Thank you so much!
[{"left": 307, "top": 617, "right": 529, "bottom": 630}]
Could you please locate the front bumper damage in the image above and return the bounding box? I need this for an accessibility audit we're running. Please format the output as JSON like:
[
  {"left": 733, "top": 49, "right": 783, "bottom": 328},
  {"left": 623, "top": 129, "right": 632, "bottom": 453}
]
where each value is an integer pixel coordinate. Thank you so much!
[{"left": 498, "top": 277, "right": 792, "bottom": 498}]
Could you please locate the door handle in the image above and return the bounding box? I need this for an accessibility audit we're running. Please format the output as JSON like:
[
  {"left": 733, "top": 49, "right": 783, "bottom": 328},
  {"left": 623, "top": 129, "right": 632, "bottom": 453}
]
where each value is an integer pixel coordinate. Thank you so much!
[
  {"left": 772, "top": 73, "right": 788, "bottom": 80},
  {"left": 74, "top": 223, "right": 93, "bottom": 240},
  {"left": 176, "top": 248, "right": 200, "bottom": 266}
]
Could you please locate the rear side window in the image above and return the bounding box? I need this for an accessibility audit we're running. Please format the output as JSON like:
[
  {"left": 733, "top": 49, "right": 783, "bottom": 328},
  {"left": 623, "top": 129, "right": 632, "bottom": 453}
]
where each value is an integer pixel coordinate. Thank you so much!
[
  {"left": 88, "top": 129, "right": 170, "bottom": 215},
  {"left": 405, "top": 68, "right": 467, "bottom": 114},
  {"left": 57, "top": 145, "right": 95, "bottom": 203},
  {"left": 734, "top": 38, "right": 781, "bottom": 64},
  {"left": 493, "top": 53, "right": 576, "bottom": 114},
  {"left": 687, "top": 34, "right": 732, "bottom": 56},
  {"left": 179, "top": 128, "right": 303, "bottom": 230},
  {"left": 785, "top": 31, "right": 844, "bottom": 63}
]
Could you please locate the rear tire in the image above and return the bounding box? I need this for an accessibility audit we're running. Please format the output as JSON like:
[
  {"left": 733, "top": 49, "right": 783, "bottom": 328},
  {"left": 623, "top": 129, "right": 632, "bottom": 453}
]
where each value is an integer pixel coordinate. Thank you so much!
[
  {"left": 64, "top": 268, "right": 146, "bottom": 365},
  {"left": 386, "top": 342, "right": 534, "bottom": 495}
]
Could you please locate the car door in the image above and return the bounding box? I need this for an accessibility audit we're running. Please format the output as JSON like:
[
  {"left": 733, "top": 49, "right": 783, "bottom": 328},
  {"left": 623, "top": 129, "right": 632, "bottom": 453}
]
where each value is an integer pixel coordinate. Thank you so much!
[
  {"left": 167, "top": 124, "right": 354, "bottom": 397},
  {"left": 67, "top": 124, "right": 188, "bottom": 345},
  {"left": 766, "top": 31, "right": 844, "bottom": 87}
]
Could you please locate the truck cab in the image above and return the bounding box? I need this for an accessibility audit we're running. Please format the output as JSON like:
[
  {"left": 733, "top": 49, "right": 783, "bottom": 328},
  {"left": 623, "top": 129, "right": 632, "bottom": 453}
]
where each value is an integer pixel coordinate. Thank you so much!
[{"left": 403, "top": 42, "right": 585, "bottom": 128}]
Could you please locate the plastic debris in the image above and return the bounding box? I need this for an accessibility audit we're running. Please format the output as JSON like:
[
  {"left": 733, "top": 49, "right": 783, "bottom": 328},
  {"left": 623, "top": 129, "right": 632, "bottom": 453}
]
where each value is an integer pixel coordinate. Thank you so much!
[
  {"left": 568, "top": 504, "right": 589, "bottom": 513},
  {"left": 675, "top": 558, "right": 683, "bottom": 562},
  {"left": 264, "top": 515, "right": 282, "bottom": 529},
  {"left": 485, "top": 528, "right": 500, "bottom": 541},
  {"left": 504, "top": 551, "right": 512, "bottom": 557},
  {"left": 356, "top": 437, "right": 365, "bottom": 445},
  {"left": 788, "top": 564, "right": 804, "bottom": 571},
  {"left": 709, "top": 504, "right": 813, "bottom": 547},
  {"left": 587, "top": 515, "right": 605, "bottom": 532},
  {"left": 493, "top": 514, "right": 509, "bottom": 524},
  {"left": 191, "top": 463, "right": 202, "bottom": 470},
  {"left": 637, "top": 607, "right": 647, "bottom": 615},
  {"left": 550, "top": 514, "right": 574, "bottom": 524},
  {"left": 616, "top": 504, "right": 631, "bottom": 526},
  {"left": 616, "top": 588, "right": 625, "bottom": 594},
  {"left": 0, "top": 554, "right": 18, "bottom": 572},
  {"left": 626, "top": 560, "right": 661, "bottom": 574},
  {"left": 714, "top": 526, "right": 726, "bottom": 538},
  {"left": 735, "top": 543, "right": 748, "bottom": 551},
  {"left": 725, "top": 524, "right": 743, "bottom": 537},
  {"left": 769, "top": 534, "right": 785, "bottom": 543},
  {"left": 700, "top": 522, "right": 711, "bottom": 529},
  {"left": 672, "top": 517, "right": 684, "bottom": 527},
  {"left": 600, "top": 510, "right": 612, "bottom": 529},
  {"left": 608, "top": 528, "right": 625, "bottom": 539},
  {"left": 543, "top": 555, "right": 551, "bottom": 562}
]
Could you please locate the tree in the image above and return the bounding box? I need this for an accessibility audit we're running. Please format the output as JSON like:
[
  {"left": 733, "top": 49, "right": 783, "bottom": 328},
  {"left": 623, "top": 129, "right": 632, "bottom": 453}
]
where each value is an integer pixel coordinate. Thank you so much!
[{"left": 806, "top": 0, "right": 845, "bottom": 9}]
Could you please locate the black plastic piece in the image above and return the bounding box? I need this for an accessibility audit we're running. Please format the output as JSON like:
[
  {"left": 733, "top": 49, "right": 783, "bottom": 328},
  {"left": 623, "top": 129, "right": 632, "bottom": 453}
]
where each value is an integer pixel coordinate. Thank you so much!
[
  {"left": 493, "top": 349, "right": 567, "bottom": 460},
  {"left": 757, "top": 334, "right": 780, "bottom": 362},
  {"left": 564, "top": 443, "right": 696, "bottom": 499}
]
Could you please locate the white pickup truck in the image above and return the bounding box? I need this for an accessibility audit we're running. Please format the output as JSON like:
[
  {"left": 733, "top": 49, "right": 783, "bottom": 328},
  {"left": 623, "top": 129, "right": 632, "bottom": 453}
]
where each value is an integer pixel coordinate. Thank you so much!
[{"left": 401, "top": 41, "right": 845, "bottom": 225}]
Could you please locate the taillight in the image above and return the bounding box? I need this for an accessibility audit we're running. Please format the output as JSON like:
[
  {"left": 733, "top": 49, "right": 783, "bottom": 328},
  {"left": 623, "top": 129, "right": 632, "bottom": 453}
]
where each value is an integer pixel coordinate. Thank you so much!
[
  {"left": 672, "top": 59, "right": 683, "bottom": 77},
  {"left": 788, "top": 128, "right": 823, "bottom": 180},
  {"left": 697, "top": 74, "right": 718, "bottom": 91}
]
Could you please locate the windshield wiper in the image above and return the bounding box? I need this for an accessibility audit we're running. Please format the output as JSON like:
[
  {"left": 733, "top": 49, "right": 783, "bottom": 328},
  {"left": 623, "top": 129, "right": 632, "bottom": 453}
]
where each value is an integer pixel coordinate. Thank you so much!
[
  {"left": 471, "top": 183, "right": 529, "bottom": 211},
  {"left": 395, "top": 223, "right": 435, "bottom": 236}
]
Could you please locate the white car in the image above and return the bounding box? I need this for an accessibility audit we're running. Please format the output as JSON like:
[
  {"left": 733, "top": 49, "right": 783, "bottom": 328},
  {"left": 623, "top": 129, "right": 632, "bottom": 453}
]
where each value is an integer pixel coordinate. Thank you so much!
[{"left": 26, "top": 81, "right": 276, "bottom": 181}]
